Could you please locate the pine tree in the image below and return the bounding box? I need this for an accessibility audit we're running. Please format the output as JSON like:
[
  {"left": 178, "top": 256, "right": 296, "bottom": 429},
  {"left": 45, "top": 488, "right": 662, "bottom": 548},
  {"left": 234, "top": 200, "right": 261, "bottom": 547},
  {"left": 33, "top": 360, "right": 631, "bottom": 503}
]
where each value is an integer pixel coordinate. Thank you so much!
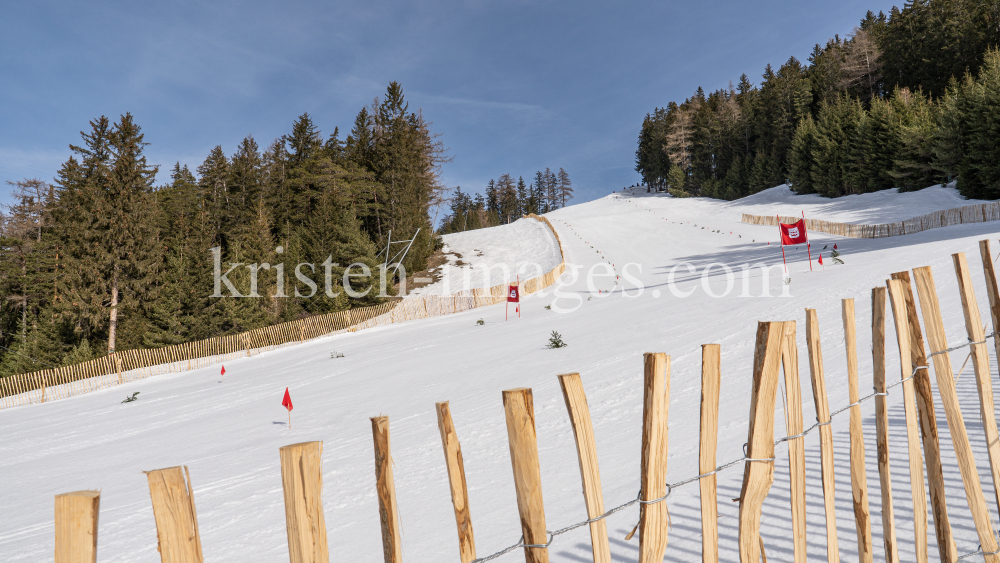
[
  {"left": 533, "top": 171, "right": 547, "bottom": 212},
  {"left": 953, "top": 48, "right": 1000, "bottom": 199},
  {"left": 516, "top": 177, "right": 528, "bottom": 217},
  {"left": 197, "top": 146, "right": 229, "bottom": 246},
  {"left": 789, "top": 116, "right": 819, "bottom": 193},
  {"left": 557, "top": 168, "right": 573, "bottom": 207},
  {"left": 545, "top": 168, "right": 558, "bottom": 210}
]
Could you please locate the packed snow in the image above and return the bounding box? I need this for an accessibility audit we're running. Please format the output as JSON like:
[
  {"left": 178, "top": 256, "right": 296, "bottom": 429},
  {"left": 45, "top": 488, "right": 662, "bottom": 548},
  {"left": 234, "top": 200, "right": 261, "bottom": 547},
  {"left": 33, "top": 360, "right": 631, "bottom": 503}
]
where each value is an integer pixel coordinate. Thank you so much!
[
  {"left": 3, "top": 184, "right": 1000, "bottom": 562},
  {"left": 657, "top": 182, "right": 989, "bottom": 225},
  {"left": 409, "top": 216, "right": 563, "bottom": 296}
]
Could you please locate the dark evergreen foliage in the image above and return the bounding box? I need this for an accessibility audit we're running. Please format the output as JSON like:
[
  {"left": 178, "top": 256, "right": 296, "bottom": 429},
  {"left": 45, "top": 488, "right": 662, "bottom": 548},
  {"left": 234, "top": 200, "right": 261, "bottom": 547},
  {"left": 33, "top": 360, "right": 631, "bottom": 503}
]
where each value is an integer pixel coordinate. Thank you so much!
[
  {"left": 636, "top": 0, "right": 1000, "bottom": 201},
  {"left": 437, "top": 168, "right": 573, "bottom": 234},
  {"left": 0, "top": 82, "right": 449, "bottom": 376}
]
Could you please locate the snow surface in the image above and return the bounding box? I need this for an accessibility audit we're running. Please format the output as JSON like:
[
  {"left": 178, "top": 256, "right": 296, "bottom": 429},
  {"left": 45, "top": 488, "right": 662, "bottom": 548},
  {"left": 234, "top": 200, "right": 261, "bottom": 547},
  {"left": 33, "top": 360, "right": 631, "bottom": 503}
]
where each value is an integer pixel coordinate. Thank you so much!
[
  {"left": 4, "top": 185, "right": 1000, "bottom": 562},
  {"left": 655, "top": 182, "right": 988, "bottom": 225},
  {"left": 409, "top": 216, "right": 562, "bottom": 296}
]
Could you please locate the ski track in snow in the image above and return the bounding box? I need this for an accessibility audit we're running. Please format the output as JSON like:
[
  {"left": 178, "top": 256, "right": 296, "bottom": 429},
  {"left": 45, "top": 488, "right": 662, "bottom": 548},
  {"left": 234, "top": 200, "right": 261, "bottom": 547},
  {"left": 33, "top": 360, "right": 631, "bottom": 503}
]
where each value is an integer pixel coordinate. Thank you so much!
[{"left": 3, "top": 185, "right": 1000, "bottom": 562}]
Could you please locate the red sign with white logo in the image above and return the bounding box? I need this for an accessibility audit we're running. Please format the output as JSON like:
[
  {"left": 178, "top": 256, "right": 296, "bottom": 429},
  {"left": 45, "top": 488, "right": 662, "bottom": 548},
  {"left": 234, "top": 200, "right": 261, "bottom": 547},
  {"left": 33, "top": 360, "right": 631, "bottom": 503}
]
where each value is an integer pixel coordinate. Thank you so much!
[
  {"left": 779, "top": 219, "right": 808, "bottom": 246},
  {"left": 507, "top": 285, "right": 519, "bottom": 303}
]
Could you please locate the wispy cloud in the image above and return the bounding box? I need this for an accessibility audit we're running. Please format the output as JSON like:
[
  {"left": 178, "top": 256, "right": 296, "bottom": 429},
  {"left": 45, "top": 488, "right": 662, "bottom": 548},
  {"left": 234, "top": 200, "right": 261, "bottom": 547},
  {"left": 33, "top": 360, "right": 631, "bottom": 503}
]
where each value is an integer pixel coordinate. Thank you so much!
[{"left": 419, "top": 94, "right": 549, "bottom": 117}]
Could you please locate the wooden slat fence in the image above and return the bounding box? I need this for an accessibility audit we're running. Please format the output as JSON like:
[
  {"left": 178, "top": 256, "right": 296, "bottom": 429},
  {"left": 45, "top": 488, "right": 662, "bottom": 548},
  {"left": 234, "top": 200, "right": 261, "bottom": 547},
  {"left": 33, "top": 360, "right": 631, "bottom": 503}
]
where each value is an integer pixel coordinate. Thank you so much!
[
  {"left": 50, "top": 240, "right": 1000, "bottom": 563},
  {"left": 741, "top": 200, "right": 1000, "bottom": 238},
  {"left": 0, "top": 214, "right": 566, "bottom": 411}
]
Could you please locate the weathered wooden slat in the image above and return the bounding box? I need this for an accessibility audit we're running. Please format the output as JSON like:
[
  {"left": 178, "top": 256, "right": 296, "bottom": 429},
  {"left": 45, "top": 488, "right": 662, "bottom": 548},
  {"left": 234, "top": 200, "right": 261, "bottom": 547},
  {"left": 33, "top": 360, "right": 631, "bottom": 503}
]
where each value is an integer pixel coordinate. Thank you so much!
[
  {"left": 885, "top": 279, "right": 930, "bottom": 563},
  {"left": 435, "top": 401, "right": 477, "bottom": 563},
  {"left": 872, "top": 288, "right": 899, "bottom": 563},
  {"left": 699, "top": 345, "right": 721, "bottom": 563},
  {"left": 841, "top": 299, "right": 873, "bottom": 563},
  {"left": 953, "top": 252, "right": 1000, "bottom": 515},
  {"left": 557, "top": 373, "right": 610, "bottom": 563},
  {"left": 889, "top": 270, "right": 955, "bottom": 562},
  {"left": 145, "top": 466, "right": 203, "bottom": 563},
  {"left": 55, "top": 490, "right": 100, "bottom": 563},
  {"left": 804, "top": 309, "right": 840, "bottom": 563},
  {"left": 279, "top": 441, "right": 329, "bottom": 563},
  {"left": 503, "top": 388, "right": 549, "bottom": 563},
  {"left": 738, "top": 322, "right": 783, "bottom": 563},
  {"left": 371, "top": 416, "right": 402, "bottom": 563},
  {"left": 638, "top": 353, "right": 670, "bottom": 563},
  {"left": 912, "top": 267, "right": 1000, "bottom": 563},
  {"left": 779, "top": 321, "right": 807, "bottom": 563}
]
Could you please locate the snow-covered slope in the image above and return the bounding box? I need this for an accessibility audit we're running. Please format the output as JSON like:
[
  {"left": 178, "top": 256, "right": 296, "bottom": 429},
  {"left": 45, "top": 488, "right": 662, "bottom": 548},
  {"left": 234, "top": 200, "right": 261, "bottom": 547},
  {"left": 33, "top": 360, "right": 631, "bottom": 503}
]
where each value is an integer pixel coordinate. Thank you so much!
[
  {"left": 3, "top": 186, "right": 1000, "bottom": 562},
  {"left": 627, "top": 183, "right": 989, "bottom": 226},
  {"left": 410, "top": 216, "right": 562, "bottom": 296}
]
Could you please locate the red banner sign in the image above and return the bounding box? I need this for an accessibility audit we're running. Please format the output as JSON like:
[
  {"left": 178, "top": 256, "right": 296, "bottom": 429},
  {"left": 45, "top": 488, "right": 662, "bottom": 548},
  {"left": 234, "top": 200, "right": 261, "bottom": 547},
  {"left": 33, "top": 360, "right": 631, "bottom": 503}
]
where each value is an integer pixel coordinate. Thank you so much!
[{"left": 779, "top": 219, "right": 808, "bottom": 246}]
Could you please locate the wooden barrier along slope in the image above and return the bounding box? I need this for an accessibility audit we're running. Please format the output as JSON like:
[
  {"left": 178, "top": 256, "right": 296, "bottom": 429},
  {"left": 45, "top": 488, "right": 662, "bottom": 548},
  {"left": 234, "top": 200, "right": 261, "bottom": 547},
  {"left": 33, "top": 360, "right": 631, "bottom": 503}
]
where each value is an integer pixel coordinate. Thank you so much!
[
  {"left": 48, "top": 239, "right": 1000, "bottom": 563},
  {"left": 0, "top": 214, "right": 566, "bottom": 410},
  {"left": 742, "top": 199, "right": 1000, "bottom": 239}
]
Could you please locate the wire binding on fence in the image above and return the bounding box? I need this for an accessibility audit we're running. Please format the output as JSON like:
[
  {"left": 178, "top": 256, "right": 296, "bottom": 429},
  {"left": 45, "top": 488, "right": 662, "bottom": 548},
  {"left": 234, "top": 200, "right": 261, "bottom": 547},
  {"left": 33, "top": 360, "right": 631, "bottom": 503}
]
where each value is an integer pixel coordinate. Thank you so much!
[
  {"left": 958, "top": 544, "right": 1000, "bottom": 560},
  {"left": 470, "top": 332, "right": 998, "bottom": 563}
]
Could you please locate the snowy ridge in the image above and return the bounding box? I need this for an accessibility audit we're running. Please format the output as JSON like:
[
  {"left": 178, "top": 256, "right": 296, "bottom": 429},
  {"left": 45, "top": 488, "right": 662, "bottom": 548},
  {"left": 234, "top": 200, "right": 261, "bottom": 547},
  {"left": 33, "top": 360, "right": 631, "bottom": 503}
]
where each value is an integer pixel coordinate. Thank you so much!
[{"left": 408, "top": 214, "right": 563, "bottom": 296}]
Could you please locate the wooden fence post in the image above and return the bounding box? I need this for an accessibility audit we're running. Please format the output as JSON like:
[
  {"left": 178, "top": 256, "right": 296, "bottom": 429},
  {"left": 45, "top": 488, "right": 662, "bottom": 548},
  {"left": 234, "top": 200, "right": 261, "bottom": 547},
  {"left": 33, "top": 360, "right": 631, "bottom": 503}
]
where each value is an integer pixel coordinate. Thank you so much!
[
  {"left": 842, "top": 299, "right": 874, "bottom": 563},
  {"left": 279, "top": 441, "right": 329, "bottom": 563},
  {"left": 804, "top": 309, "right": 841, "bottom": 563},
  {"left": 112, "top": 352, "right": 123, "bottom": 385},
  {"left": 890, "top": 271, "right": 955, "bottom": 562},
  {"left": 557, "top": 373, "right": 610, "bottom": 563},
  {"left": 953, "top": 252, "right": 1000, "bottom": 515},
  {"left": 55, "top": 490, "right": 100, "bottom": 563},
  {"left": 638, "top": 353, "right": 669, "bottom": 563},
  {"left": 145, "top": 466, "right": 204, "bottom": 563},
  {"left": 699, "top": 345, "right": 721, "bottom": 563},
  {"left": 371, "top": 416, "right": 402, "bottom": 563},
  {"left": 738, "top": 322, "right": 783, "bottom": 563},
  {"left": 885, "top": 280, "right": 930, "bottom": 563},
  {"left": 872, "top": 288, "right": 899, "bottom": 563},
  {"left": 780, "top": 321, "right": 807, "bottom": 563},
  {"left": 980, "top": 240, "right": 1000, "bottom": 365},
  {"left": 435, "top": 401, "right": 477, "bottom": 563},
  {"left": 503, "top": 388, "right": 549, "bottom": 563},
  {"left": 912, "top": 267, "right": 1000, "bottom": 563}
]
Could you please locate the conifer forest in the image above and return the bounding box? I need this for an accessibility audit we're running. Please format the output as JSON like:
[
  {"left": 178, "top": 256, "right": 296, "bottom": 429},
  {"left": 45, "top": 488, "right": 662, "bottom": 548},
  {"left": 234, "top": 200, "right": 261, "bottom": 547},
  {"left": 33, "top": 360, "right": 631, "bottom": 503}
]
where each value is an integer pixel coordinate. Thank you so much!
[
  {"left": 635, "top": 0, "right": 1000, "bottom": 201},
  {"left": 0, "top": 82, "right": 450, "bottom": 375}
]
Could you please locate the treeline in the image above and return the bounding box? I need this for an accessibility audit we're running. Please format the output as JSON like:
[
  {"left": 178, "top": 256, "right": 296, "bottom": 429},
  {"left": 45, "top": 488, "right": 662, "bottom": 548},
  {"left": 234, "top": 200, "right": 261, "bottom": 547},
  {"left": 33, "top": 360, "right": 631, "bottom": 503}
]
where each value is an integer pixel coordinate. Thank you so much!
[
  {"left": 636, "top": 0, "right": 1000, "bottom": 200},
  {"left": 438, "top": 167, "right": 572, "bottom": 234},
  {"left": 0, "top": 82, "right": 445, "bottom": 376}
]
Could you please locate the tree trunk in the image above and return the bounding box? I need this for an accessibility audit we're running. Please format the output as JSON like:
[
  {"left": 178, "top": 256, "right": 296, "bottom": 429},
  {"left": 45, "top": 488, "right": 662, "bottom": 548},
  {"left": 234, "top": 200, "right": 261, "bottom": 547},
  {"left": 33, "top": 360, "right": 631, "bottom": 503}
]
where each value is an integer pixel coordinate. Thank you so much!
[{"left": 108, "top": 267, "right": 119, "bottom": 353}]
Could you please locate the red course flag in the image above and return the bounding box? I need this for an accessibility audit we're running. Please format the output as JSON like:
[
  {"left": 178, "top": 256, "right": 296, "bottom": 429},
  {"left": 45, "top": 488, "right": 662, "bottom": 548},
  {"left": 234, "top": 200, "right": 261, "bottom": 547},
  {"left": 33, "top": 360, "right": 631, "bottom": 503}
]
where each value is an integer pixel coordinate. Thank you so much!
[
  {"left": 507, "top": 285, "right": 519, "bottom": 303},
  {"left": 818, "top": 253, "right": 824, "bottom": 266},
  {"left": 778, "top": 219, "right": 809, "bottom": 245},
  {"left": 221, "top": 365, "right": 226, "bottom": 377},
  {"left": 833, "top": 243, "right": 838, "bottom": 250},
  {"left": 282, "top": 387, "right": 293, "bottom": 429}
]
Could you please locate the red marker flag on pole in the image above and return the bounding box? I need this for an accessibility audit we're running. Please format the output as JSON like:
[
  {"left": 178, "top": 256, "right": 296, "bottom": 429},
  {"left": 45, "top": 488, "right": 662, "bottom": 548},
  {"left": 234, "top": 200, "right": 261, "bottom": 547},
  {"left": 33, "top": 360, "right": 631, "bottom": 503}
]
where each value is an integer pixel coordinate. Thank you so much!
[
  {"left": 778, "top": 219, "right": 808, "bottom": 245},
  {"left": 282, "top": 387, "right": 293, "bottom": 429},
  {"left": 507, "top": 285, "right": 519, "bottom": 303},
  {"left": 818, "top": 253, "right": 824, "bottom": 267},
  {"left": 506, "top": 280, "right": 520, "bottom": 320},
  {"left": 777, "top": 216, "right": 813, "bottom": 273},
  {"left": 220, "top": 365, "right": 226, "bottom": 380}
]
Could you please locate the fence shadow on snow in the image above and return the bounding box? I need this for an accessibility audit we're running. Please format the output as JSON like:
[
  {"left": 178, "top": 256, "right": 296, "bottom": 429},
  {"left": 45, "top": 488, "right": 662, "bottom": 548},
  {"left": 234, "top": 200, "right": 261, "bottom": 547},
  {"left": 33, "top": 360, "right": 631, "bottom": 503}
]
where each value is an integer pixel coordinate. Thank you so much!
[{"left": 49, "top": 240, "right": 1000, "bottom": 563}]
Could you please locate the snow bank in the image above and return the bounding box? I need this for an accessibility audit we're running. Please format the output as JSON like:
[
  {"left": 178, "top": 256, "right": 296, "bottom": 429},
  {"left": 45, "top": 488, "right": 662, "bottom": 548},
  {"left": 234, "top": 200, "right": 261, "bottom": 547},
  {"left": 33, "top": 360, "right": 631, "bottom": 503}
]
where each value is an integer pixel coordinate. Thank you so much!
[{"left": 411, "top": 216, "right": 562, "bottom": 295}]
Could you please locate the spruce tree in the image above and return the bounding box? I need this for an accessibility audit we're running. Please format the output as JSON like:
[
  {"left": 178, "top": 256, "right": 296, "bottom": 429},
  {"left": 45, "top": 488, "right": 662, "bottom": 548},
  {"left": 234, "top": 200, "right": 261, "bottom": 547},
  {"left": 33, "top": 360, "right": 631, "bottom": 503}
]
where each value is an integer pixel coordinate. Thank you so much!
[{"left": 557, "top": 168, "right": 573, "bottom": 206}]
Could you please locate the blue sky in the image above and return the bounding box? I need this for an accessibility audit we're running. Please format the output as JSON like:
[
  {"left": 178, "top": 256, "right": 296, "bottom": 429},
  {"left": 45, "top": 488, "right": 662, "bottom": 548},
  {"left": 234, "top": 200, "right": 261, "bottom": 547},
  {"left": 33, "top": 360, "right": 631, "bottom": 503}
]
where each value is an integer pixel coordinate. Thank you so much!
[{"left": 1, "top": 0, "right": 898, "bottom": 208}]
